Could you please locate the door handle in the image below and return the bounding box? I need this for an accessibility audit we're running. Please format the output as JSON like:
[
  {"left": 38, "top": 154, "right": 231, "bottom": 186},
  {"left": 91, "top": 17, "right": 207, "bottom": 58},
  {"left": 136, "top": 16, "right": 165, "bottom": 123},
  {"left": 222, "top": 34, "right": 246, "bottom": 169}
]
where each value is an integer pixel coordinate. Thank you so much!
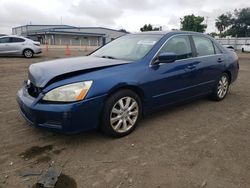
[
  {"left": 217, "top": 58, "right": 223, "bottom": 63},
  {"left": 187, "top": 65, "right": 196, "bottom": 69}
]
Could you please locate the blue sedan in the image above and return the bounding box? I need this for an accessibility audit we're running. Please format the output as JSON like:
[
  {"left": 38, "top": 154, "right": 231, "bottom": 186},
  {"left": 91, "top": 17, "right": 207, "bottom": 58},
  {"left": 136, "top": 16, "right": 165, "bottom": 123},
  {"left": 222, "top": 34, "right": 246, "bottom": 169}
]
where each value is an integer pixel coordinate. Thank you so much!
[{"left": 17, "top": 31, "right": 239, "bottom": 137}]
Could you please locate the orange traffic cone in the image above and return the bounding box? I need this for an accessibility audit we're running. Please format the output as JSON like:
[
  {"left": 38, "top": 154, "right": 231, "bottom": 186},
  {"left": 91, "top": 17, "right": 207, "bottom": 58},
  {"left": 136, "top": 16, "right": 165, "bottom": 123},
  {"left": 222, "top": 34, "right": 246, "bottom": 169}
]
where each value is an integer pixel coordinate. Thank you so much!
[{"left": 66, "top": 44, "right": 71, "bottom": 56}]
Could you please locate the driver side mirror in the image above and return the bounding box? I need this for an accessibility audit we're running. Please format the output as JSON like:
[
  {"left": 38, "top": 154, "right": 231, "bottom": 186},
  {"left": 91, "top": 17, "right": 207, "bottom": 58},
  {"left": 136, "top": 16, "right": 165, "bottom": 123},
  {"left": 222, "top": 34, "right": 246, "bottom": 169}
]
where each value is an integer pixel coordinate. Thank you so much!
[{"left": 153, "top": 52, "right": 177, "bottom": 65}]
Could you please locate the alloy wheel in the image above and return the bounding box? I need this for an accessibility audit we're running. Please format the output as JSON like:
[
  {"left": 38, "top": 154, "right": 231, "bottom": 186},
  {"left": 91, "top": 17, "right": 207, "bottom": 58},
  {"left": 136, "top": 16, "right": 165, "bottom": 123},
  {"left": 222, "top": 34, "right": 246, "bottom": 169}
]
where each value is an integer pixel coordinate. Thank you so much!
[
  {"left": 110, "top": 97, "right": 139, "bottom": 133},
  {"left": 217, "top": 75, "right": 229, "bottom": 99},
  {"left": 24, "top": 50, "right": 33, "bottom": 58}
]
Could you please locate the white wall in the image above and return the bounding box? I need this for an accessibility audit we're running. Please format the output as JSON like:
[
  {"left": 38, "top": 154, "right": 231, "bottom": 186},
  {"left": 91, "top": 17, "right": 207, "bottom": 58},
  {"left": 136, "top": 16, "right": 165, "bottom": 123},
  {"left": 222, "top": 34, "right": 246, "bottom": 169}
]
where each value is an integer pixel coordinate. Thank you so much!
[{"left": 216, "top": 37, "right": 250, "bottom": 50}]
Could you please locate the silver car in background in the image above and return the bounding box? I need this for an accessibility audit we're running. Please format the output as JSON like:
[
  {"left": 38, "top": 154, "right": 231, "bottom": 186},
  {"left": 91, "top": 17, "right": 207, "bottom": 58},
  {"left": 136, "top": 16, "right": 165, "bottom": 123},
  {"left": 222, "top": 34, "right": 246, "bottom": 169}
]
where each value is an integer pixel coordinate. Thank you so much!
[{"left": 0, "top": 35, "right": 42, "bottom": 58}]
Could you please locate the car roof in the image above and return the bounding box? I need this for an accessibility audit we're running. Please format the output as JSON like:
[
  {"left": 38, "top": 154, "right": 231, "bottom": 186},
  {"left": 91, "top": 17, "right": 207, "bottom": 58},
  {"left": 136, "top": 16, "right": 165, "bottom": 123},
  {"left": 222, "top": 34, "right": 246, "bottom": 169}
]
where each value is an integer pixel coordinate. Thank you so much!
[
  {"left": 132, "top": 30, "right": 209, "bottom": 36},
  {"left": 0, "top": 35, "right": 26, "bottom": 39},
  {"left": 133, "top": 31, "right": 170, "bottom": 35}
]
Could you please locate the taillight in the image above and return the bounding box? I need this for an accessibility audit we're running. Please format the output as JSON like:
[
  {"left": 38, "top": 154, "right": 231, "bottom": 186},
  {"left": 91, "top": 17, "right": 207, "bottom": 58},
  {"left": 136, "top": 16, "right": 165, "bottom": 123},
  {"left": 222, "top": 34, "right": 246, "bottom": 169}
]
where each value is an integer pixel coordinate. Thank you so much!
[{"left": 34, "top": 43, "right": 40, "bottom": 46}]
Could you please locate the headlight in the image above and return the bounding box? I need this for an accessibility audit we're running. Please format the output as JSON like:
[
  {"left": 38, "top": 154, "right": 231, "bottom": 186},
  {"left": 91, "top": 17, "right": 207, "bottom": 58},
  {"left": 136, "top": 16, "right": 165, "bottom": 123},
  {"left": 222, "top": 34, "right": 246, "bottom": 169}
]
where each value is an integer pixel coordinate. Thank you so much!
[{"left": 43, "top": 81, "right": 93, "bottom": 102}]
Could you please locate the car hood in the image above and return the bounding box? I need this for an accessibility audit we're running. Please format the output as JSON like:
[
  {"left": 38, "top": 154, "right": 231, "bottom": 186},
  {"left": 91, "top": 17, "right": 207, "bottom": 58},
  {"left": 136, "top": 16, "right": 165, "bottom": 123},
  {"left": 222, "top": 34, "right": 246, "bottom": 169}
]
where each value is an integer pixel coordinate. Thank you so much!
[{"left": 28, "top": 56, "right": 131, "bottom": 87}]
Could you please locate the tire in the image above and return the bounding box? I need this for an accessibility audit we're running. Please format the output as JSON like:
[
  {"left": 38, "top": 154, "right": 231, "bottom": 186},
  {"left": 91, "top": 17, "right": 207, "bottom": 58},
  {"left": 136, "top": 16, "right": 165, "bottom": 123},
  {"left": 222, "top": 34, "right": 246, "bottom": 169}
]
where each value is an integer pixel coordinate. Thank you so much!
[
  {"left": 242, "top": 48, "right": 245, "bottom": 52},
  {"left": 101, "top": 89, "right": 142, "bottom": 137},
  {"left": 23, "top": 49, "right": 34, "bottom": 58},
  {"left": 211, "top": 73, "right": 230, "bottom": 101}
]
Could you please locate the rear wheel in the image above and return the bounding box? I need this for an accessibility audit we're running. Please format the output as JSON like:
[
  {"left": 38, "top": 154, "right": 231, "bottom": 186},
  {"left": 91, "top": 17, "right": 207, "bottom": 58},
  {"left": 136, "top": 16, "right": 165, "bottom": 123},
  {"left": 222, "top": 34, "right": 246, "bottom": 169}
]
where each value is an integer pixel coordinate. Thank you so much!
[
  {"left": 211, "top": 73, "right": 230, "bottom": 101},
  {"left": 101, "top": 89, "right": 142, "bottom": 137},
  {"left": 242, "top": 48, "right": 245, "bottom": 52},
  {"left": 23, "top": 49, "right": 33, "bottom": 58}
]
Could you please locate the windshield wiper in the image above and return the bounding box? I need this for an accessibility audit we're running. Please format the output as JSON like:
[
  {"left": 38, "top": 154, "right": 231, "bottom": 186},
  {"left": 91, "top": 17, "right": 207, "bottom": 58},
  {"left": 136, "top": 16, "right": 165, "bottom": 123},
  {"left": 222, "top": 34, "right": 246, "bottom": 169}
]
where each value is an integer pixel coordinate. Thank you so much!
[{"left": 101, "top": 55, "right": 116, "bottom": 59}]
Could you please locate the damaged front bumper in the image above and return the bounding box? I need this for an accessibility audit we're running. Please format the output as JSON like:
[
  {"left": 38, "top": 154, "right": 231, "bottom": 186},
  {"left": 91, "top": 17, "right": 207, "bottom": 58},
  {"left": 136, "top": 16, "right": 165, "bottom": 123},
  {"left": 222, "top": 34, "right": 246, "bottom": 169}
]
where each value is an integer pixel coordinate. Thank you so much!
[{"left": 16, "top": 85, "right": 106, "bottom": 134}]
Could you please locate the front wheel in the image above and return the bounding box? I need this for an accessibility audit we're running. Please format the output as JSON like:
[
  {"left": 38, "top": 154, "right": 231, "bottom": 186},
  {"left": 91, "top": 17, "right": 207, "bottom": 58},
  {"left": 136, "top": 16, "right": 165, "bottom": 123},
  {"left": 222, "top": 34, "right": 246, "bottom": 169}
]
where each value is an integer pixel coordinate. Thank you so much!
[
  {"left": 101, "top": 89, "right": 142, "bottom": 137},
  {"left": 242, "top": 48, "right": 245, "bottom": 52},
  {"left": 211, "top": 73, "right": 230, "bottom": 101}
]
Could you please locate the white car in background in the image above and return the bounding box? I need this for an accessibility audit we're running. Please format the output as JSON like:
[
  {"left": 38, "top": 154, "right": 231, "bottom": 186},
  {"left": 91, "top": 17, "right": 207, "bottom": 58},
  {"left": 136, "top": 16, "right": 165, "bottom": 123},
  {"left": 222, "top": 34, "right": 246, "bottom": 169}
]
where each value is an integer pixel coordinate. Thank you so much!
[
  {"left": 0, "top": 35, "right": 42, "bottom": 58},
  {"left": 241, "top": 44, "right": 250, "bottom": 52}
]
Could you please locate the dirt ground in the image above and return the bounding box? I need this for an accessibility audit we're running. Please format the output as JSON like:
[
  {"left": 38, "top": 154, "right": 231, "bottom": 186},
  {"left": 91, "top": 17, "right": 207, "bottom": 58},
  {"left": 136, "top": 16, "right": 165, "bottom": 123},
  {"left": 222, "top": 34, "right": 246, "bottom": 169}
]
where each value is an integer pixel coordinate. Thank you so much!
[{"left": 0, "top": 49, "right": 250, "bottom": 188}]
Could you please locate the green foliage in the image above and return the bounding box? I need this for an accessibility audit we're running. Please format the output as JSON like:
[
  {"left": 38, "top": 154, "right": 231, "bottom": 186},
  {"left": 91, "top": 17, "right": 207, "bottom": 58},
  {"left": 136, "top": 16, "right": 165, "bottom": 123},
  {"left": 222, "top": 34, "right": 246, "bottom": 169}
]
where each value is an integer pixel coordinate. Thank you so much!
[
  {"left": 216, "top": 8, "right": 250, "bottom": 37},
  {"left": 209, "top": 32, "right": 219, "bottom": 38},
  {"left": 215, "top": 13, "right": 232, "bottom": 36},
  {"left": 140, "top": 24, "right": 160, "bottom": 32},
  {"left": 118, "top": 29, "right": 128, "bottom": 33},
  {"left": 180, "top": 14, "right": 207, "bottom": 33}
]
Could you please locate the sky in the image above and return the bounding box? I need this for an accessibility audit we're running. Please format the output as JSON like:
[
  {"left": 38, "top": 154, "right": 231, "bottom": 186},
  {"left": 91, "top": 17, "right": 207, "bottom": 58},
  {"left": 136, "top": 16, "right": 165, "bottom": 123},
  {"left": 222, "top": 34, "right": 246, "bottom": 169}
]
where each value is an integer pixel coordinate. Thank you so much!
[{"left": 0, "top": 0, "right": 249, "bottom": 34}]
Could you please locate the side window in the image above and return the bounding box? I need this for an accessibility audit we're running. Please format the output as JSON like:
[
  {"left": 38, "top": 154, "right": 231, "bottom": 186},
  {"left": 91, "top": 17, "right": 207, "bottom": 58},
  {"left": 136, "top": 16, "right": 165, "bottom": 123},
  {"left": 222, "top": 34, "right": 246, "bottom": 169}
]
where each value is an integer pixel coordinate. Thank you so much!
[
  {"left": 11, "top": 37, "right": 25, "bottom": 43},
  {"left": 193, "top": 36, "right": 215, "bottom": 56},
  {"left": 214, "top": 43, "right": 222, "bottom": 54},
  {"left": 159, "top": 35, "right": 192, "bottom": 60},
  {"left": 0, "top": 37, "right": 11, "bottom": 43}
]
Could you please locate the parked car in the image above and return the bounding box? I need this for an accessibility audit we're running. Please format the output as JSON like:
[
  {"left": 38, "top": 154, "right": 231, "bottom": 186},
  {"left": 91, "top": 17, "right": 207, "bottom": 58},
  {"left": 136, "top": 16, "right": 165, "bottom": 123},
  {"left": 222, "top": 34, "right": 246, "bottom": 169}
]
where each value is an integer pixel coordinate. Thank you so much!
[
  {"left": 241, "top": 44, "right": 250, "bottom": 52},
  {"left": 0, "top": 35, "right": 42, "bottom": 58},
  {"left": 17, "top": 31, "right": 239, "bottom": 137}
]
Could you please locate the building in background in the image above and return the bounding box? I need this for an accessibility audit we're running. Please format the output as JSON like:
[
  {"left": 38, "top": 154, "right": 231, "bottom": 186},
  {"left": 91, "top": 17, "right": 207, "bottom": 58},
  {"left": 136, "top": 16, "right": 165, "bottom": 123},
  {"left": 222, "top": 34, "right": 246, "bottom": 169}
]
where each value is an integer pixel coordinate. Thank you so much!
[{"left": 12, "top": 25, "right": 127, "bottom": 46}]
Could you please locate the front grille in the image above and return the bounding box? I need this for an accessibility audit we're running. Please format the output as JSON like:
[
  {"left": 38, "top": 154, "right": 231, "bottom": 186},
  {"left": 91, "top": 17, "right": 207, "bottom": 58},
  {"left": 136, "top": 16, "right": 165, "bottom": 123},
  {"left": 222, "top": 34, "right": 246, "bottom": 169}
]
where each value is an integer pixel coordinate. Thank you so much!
[{"left": 27, "top": 82, "right": 41, "bottom": 98}]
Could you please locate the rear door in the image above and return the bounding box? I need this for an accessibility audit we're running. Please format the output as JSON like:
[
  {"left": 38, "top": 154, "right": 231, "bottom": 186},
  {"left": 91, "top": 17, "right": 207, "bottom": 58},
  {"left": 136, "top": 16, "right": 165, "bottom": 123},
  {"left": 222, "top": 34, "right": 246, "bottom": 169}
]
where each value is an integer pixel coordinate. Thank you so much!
[
  {"left": 0, "top": 37, "right": 12, "bottom": 54},
  {"left": 190, "top": 35, "right": 225, "bottom": 94}
]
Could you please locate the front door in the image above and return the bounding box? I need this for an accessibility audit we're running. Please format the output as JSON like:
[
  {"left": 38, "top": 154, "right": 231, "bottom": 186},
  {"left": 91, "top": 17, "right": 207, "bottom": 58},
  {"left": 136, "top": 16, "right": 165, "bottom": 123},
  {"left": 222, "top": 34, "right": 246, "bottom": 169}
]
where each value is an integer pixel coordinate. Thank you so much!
[
  {"left": 0, "top": 37, "right": 11, "bottom": 54},
  {"left": 8, "top": 37, "right": 26, "bottom": 54},
  {"left": 145, "top": 35, "right": 200, "bottom": 109}
]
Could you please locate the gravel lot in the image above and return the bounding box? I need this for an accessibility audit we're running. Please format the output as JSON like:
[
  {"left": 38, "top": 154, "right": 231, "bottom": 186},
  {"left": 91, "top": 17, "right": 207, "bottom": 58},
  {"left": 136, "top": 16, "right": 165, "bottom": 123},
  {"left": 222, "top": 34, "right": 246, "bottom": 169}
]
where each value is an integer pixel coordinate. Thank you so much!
[{"left": 0, "top": 50, "right": 249, "bottom": 188}]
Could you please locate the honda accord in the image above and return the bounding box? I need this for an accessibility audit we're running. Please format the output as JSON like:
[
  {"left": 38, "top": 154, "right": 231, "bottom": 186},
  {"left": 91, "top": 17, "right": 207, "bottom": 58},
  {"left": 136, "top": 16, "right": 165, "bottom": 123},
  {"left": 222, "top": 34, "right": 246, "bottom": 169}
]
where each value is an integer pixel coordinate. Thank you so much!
[{"left": 17, "top": 31, "right": 239, "bottom": 137}]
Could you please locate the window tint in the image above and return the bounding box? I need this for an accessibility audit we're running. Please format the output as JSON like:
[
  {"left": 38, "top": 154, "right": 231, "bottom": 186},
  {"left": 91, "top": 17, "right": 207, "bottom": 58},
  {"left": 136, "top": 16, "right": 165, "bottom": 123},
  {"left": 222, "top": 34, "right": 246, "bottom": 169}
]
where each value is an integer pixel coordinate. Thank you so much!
[
  {"left": 214, "top": 43, "right": 222, "bottom": 54},
  {"left": 0, "top": 37, "right": 11, "bottom": 43},
  {"left": 193, "top": 36, "right": 215, "bottom": 56},
  {"left": 11, "top": 37, "right": 25, "bottom": 43},
  {"left": 159, "top": 35, "right": 192, "bottom": 60}
]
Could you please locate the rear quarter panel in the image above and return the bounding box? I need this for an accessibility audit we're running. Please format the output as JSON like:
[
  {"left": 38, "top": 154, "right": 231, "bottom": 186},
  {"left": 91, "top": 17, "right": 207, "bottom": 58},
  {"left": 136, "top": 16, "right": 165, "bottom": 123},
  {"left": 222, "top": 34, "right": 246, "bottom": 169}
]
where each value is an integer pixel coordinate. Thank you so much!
[{"left": 224, "top": 50, "right": 239, "bottom": 83}]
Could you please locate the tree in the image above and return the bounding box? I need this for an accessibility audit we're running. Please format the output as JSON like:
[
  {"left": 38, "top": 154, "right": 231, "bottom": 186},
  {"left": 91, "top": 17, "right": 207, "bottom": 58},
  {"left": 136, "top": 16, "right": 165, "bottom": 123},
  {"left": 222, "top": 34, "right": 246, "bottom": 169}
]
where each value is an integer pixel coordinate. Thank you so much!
[
  {"left": 140, "top": 24, "right": 162, "bottom": 32},
  {"left": 234, "top": 8, "right": 250, "bottom": 37},
  {"left": 215, "top": 8, "right": 250, "bottom": 37},
  {"left": 180, "top": 14, "right": 207, "bottom": 33},
  {"left": 215, "top": 13, "right": 232, "bottom": 37},
  {"left": 140, "top": 24, "right": 153, "bottom": 32},
  {"left": 118, "top": 29, "right": 128, "bottom": 33},
  {"left": 209, "top": 32, "right": 219, "bottom": 38}
]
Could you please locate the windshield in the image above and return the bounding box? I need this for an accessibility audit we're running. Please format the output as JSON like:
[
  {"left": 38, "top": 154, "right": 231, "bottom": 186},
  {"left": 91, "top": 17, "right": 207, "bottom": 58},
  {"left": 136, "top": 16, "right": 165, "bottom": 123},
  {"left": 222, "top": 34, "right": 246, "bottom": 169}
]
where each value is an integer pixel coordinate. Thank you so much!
[{"left": 91, "top": 34, "right": 163, "bottom": 61}]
